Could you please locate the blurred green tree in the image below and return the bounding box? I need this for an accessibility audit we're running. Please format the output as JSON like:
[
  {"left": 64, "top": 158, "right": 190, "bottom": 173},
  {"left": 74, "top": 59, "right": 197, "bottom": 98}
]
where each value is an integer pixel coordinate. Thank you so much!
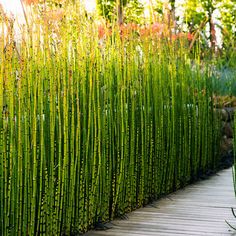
[{"left": 97, "top": 0, "right": 129, "bottom": 23}]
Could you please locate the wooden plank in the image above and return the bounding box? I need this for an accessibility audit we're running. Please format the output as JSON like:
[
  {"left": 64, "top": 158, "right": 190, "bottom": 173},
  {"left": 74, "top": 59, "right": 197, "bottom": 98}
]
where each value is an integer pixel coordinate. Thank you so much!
[{"left": 84, "top": 168, "right": 236, "bottom": 236}]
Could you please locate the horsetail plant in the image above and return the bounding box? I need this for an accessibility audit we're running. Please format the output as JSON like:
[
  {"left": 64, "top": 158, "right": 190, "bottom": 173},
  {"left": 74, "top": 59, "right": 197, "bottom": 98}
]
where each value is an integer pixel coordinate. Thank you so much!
[{"left": 0, "top": 2, "right": 223, "bottom": 235}]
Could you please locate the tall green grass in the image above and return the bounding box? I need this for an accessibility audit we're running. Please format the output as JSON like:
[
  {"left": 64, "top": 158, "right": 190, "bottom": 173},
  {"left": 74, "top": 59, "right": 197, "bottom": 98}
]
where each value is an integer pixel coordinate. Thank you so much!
[{"left": 0, "top": 5, "right": 221, "bottom": 235}]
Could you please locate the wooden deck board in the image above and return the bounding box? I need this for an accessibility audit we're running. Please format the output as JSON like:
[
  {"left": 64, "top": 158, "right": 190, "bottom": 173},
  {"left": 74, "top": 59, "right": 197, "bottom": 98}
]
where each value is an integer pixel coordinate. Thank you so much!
[{"left": 84, "top": 168, "right": 236, "bottom": 236}]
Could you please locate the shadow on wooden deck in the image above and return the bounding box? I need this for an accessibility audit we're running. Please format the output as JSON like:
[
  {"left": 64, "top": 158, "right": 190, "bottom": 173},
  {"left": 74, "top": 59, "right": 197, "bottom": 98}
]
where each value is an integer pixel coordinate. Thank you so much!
[{"left": 84, "top": 168, "right": 236, "bottom": 236}]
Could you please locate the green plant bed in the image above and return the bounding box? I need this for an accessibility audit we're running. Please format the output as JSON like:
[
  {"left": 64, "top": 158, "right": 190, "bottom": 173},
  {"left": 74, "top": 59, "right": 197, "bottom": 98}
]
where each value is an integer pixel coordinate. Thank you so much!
[{"left": 0, "top": 6, "right": 223, "bottom": 236}]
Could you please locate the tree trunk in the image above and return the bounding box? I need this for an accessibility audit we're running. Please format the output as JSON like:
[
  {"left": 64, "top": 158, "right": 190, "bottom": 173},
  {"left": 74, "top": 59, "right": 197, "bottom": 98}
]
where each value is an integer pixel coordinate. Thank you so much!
[
  {"left": 170, "top": 0, "right": 176, "bottom": 32},
  {"left": 209, "top": 16, "right": 216, "bottom": 52},
  {"left": 117, "top": 0, "right": 123, "bottom": 25}
]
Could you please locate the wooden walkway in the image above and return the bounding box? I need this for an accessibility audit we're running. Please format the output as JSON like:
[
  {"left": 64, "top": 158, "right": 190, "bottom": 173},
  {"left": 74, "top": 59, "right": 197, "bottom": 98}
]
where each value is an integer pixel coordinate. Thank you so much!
[{"left": 85, "top": 168, "right": 236, "bottom": 236}]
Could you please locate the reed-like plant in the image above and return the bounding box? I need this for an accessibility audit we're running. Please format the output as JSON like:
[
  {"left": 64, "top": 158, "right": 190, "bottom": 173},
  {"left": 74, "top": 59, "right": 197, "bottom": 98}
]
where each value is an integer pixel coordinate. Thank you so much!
[{"left": 0, "top": 3, "right": 222, "bottom": 235}]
